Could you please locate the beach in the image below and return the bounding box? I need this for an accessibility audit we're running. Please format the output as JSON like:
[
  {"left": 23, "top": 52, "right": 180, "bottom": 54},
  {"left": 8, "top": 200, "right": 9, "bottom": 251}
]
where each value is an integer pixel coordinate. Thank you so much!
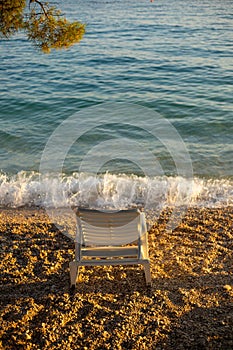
[
  {"left": 1, "top": 0, "right": 233, "bottom": 348},
  {"left": 1, "top": 207, "right": 232, "bottom": 349}
]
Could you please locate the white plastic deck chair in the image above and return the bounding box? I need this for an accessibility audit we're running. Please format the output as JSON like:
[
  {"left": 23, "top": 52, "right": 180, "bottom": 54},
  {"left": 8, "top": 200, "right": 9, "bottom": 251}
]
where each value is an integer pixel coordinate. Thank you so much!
[{"left": 69, "top": 208, "right": 151, "bottom": 287}]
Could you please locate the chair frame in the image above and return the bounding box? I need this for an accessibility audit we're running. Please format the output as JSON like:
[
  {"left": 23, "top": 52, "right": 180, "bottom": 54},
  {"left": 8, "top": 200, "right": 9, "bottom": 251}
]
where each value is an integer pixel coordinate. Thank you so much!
[{"left": 69, "top": 208, "right": 152, "bottom": 287}]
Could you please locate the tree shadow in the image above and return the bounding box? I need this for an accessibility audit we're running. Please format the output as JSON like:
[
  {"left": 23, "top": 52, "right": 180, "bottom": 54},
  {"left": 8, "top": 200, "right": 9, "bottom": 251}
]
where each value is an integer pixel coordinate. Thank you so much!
[{"left": 162, "top": 304, "right": 233, "bottom": 350}]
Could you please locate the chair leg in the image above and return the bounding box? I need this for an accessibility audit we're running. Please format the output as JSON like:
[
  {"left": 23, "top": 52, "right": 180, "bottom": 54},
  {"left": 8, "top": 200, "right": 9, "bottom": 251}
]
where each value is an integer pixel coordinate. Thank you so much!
[
  {"left": 69, "top": 261, "right": 79, "bottom": 287},
  {"left": 143, "top": 261, "right": 152, "bottom": 286}
]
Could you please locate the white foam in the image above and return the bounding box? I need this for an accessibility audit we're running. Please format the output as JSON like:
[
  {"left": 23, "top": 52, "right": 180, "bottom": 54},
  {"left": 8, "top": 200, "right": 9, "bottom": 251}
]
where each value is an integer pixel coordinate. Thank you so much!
[{"left": 0, "top": 171, "right": 232, "bottom": 209}]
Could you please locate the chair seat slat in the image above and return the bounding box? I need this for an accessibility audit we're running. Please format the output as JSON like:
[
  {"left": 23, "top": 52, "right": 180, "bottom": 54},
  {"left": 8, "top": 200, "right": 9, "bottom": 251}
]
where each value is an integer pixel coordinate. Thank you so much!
[{"left": 81, "top": 246, "right": 139, "bottom": 257}]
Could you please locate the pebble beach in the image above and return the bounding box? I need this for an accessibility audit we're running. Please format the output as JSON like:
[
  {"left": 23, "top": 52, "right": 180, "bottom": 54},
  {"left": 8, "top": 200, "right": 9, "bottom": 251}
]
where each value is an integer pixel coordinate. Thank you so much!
[
  {"left": 1, "top": 207, "right": 232, "bottom": 349},
  {"left": 1, "top": 0, "right": 233, "bottom": 349}
]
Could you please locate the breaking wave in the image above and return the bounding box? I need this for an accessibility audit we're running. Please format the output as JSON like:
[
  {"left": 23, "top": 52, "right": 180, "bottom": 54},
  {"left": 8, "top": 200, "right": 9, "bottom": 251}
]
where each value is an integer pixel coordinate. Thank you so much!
[{"left": 0, "top": 171, "right": 232, "bottom": 209}]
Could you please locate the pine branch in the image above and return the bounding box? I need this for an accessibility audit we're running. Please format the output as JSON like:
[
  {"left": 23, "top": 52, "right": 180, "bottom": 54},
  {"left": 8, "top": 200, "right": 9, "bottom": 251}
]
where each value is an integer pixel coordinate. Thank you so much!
[{"left": 29, "top": 0, "right": 48, "bottom": 18}]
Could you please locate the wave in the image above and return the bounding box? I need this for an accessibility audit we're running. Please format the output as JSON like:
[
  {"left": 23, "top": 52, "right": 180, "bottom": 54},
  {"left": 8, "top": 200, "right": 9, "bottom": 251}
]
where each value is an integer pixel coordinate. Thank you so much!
[{"left": 0, "top": 171, "right": 232, "bottom": 209}]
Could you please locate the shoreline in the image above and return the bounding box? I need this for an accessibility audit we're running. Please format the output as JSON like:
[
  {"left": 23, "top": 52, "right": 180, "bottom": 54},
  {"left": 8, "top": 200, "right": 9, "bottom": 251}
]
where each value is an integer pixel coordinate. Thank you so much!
[{"left": 1, "top": 206, "right": 233, "bottom": 349}]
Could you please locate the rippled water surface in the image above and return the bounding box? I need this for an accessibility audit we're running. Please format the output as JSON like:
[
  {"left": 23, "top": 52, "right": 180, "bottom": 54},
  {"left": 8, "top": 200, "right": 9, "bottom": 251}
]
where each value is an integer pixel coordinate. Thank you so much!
[{"left": 0, "top": 0, "right": 232, "bottom": 207}]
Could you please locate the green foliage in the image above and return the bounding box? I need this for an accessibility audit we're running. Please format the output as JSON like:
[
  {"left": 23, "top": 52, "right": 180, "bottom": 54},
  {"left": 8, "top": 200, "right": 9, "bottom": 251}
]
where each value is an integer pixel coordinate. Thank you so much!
[
  {"left": 0, "top": 0, "right": 85, "bottom": 53},
  {"left": 0, "top": 0, "right": 26, "bottom": 36}
]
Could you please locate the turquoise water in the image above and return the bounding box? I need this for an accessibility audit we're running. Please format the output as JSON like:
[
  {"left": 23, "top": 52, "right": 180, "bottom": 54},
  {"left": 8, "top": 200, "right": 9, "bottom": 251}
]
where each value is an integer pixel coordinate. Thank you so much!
[{"left": 0, "top": 0, "right": 232, "bottom": 208}]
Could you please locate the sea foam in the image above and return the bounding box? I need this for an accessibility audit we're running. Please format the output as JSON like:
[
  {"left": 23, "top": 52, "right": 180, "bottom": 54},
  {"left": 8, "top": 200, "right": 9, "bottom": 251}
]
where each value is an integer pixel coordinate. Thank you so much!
[{"left": 0, "top": 171, "right": 232, "bottom": 209}]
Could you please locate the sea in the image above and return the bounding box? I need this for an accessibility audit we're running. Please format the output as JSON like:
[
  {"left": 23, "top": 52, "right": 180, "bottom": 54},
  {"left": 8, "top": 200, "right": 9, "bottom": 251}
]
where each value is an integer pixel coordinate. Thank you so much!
[{"left": 0, "top": 0, "right": 233, "bottom": 210}]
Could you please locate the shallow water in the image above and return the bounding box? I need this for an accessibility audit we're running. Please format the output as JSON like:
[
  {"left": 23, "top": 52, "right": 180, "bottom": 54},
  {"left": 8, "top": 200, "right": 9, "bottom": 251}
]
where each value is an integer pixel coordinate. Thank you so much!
[{"left": 0, "top": 0, "right": 232, "bottom": 208}]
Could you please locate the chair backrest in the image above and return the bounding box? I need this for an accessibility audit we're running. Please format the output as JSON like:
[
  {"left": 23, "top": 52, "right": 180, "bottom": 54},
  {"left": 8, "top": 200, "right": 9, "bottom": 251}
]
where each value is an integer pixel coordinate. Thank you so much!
[{"left": 76, "top": 208, "right": 143, "bottom": 246}]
